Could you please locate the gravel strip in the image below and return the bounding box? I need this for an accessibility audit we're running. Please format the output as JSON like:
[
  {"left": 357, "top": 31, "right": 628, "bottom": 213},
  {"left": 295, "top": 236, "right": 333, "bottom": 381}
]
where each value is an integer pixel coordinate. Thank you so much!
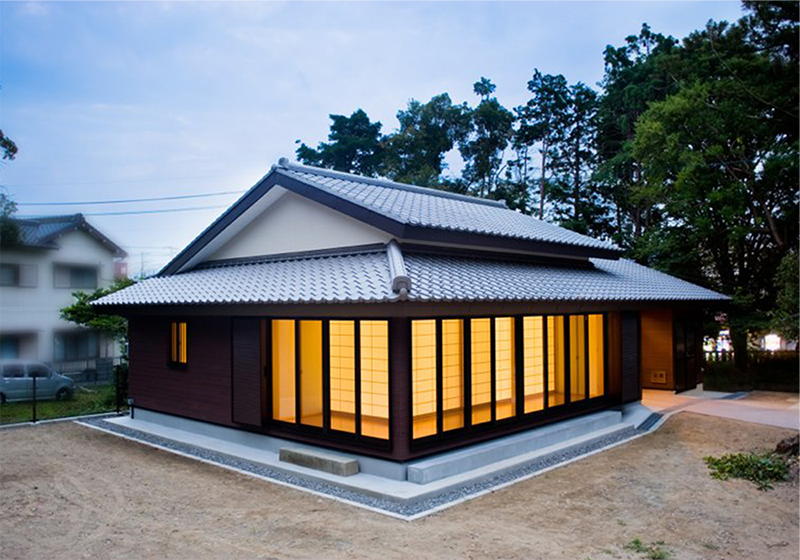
[{"left": 79, "top": 416, "right": 642, "bottom": 518}]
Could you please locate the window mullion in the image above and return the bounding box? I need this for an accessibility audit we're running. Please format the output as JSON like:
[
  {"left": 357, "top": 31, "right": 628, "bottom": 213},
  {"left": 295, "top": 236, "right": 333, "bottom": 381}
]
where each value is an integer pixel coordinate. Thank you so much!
[
  {"left": 354, "top": 320, "right": 362, "bottom": 438},
  {"left": 435, "top": 319, "right": 443, "bottom": 436},
  {"left": 464, "top": 318, "right": 472, "bottom": 430},
  {"left": 584, "top": 315, "right": 590, "bottom": 401},
  {"left": 543, "top": 316, "right": 549, "bottom": 410},
  {"left": 322, "top": 320, "right": 331, "bottom": 432},
  {"left": 490, "top": 317, "right": 496, "bottom": 423},
  {"left": 294, "top": 320, "right": 301, "bottom": 426}
]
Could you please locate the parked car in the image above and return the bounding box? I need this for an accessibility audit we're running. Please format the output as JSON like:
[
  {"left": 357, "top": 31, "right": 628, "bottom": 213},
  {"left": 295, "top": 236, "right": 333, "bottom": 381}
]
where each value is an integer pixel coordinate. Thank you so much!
[{"left": 0, "top": 361, "right": 75, "bottom": 403}]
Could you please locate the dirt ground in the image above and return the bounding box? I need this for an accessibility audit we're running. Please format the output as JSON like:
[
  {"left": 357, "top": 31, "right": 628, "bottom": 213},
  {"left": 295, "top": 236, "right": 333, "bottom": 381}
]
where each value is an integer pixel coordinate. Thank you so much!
[{"left": 1, "top": 412, "right": 797, "bottom": 560}]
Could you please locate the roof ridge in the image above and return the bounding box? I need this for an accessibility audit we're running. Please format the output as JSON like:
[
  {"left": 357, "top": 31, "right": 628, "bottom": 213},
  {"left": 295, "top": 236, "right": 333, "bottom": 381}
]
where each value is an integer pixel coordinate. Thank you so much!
[{"left": 276, "top": 157, "right": 507, "bottom": 209}]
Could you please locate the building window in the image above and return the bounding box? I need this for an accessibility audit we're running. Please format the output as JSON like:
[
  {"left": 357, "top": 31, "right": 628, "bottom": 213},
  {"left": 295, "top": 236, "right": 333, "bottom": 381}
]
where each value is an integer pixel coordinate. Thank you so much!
[
  {"left": 360, "top": 320, "right": 389, "bottom": 440},
  {"left": 494, "top": 317, "right": 516, "bottom": 421},
  {"left": 410, "top": 313, "right": 606, "bottom": 444},
  {"left": 0, "top": 336, "right": 21, "bottom": 359},
  {"left": 271, "top": 320, "right": 295, "bottom": 423},
  {"left": 523, "top": 316, "right": 545, "bottom": 413},
  {"left": 1, "top": 264, "right": 19, "bottom": 286},
  {"left": 329, "top": 320, "right": 356, "bottom": 433},
  {"left": 470, "top": 318, "right": 492, "bottom": 425},
  {"left": 169, "top": 321, "right": 188, "bottom": 366},
  {"left": 441, "top": 319, "right": 464, "bottom": 431},
  {"left": 547, "top": 316, "right": 567, "bottom": 406},
  {"left": 588, "top": 314, "right": 605, "bottom": 398},
  {"left": 269, "top": 319, "right": 390, "bottom": 442},
  {"left": 569, "top": 315, "right": 587, "bottom": 403},
  {"left": 54, "top": 265, "right": 97, "bottom": 289},
  {"left": 412, "top": 320, "right": 437, "bottom": 439},
  {"left": 299, "top": 320, "right": 323, "bottom": 428}
]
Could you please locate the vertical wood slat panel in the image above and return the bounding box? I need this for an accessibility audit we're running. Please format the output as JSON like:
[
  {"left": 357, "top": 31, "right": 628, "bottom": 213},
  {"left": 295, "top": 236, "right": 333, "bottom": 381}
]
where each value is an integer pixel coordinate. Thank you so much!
[
  {"left": 620, "top": 311, "right": 640, "bottom": 404},
  {"left": 232, "top": 318, "right": 263, "bottom": 426}
]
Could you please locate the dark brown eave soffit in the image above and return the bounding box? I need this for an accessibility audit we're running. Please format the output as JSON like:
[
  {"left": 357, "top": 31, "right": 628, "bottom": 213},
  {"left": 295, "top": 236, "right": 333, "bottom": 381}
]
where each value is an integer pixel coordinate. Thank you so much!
[
  {"left": 98, "top": 299, "right": 723, "bottom": 319},
  {"left": 159, "top": 169, "right": 621, "bottom": 276}
]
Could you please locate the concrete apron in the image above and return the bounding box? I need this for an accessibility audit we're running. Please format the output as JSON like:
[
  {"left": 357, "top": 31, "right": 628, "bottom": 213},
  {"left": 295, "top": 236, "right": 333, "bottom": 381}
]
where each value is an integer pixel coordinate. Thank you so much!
[{"left": 85, "top": 407, "right": 645, "bottom": 507}]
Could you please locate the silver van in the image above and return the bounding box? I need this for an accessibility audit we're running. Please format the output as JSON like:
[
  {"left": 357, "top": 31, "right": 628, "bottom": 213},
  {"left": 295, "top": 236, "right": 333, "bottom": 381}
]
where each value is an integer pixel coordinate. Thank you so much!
[{"left": 0, "top": 361, "right": 75, "bottom": 403}]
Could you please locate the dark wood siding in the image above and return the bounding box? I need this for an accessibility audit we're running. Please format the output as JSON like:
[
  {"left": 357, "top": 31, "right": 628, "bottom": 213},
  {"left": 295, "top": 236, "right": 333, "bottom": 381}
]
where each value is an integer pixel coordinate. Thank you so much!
[
  {"left": 620, "top": 311, "right": 641, "bottom": 404},
  {"left": 231, "top": 318, "right": 263, "bottom": 426},
  {"left": 128, "top": 316, "right": 233, "bottom": 426}
]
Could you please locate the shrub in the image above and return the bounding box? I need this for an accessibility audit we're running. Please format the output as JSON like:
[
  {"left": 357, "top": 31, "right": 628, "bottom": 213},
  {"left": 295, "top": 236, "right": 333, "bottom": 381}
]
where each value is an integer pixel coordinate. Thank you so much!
[{"left": 704, "top": 451, "right": 790, "bottom": 490}]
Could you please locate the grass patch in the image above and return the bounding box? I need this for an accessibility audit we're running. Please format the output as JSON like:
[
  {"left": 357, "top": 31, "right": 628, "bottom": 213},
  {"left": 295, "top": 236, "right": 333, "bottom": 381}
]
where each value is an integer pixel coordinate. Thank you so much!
[
  {"left": 624, "top": 539, "right": 671, "bottom": 560},
  {"left": 0, "top": 385, "right": 121, "bottom": 424},
  {"left": 704, "top": 451, "right": 790, "bottom": 490}
]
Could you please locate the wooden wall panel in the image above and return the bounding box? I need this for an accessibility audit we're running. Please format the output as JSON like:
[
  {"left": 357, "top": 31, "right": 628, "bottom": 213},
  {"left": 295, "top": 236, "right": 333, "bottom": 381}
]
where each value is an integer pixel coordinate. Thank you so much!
[
  {"left": 640, "top": 309, "right": 674, "bottom": 389},
  {"left": 232, "top": 318, "right": 263, "bottom": 426},
  {"left": 621, "top": 311, "right": 641, "bottom": 404},
  {"left": 128, "top": 316, "right": 233, "bottom": 426}
]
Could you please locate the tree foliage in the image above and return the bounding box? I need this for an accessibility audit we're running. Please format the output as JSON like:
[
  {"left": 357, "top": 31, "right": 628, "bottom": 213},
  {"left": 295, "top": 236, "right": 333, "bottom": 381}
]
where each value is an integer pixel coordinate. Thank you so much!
[
  {"left": 772, "top": 249, "right": 799, "bottom": 341},
  {"left": 60, "top": 279, "right": 136, "bottom": 346},
  {"left": 294, "top": 1, "right": 798, "bottom": 346},
  {"left": 296, "top": 109, "right": 384, "bottom": 177}
]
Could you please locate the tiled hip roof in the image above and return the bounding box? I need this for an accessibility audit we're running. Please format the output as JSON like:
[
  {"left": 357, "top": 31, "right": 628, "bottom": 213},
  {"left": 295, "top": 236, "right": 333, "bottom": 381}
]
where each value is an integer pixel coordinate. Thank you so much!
[{"left": 94, "top": 245, "right": 729, "bottom": 307}]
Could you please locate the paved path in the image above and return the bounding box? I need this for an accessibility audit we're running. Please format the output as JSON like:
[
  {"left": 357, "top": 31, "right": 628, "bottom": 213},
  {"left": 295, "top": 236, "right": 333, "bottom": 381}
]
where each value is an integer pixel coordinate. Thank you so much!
[{"left": 642, "top": 389, "right": 799, "bottom": 430}]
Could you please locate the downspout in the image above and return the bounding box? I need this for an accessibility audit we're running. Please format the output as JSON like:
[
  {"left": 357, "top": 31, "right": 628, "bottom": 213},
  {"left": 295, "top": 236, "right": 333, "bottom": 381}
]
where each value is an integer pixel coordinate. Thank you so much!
[{"left": 386, "top": 240, "right": 411, "bottom": 301}]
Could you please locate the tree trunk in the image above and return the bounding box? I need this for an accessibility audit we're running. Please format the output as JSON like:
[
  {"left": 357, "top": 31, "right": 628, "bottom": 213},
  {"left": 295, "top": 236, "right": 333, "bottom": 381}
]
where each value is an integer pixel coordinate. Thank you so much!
[{"left": 538, "top": 141, "right": 547, "bottom": 220}]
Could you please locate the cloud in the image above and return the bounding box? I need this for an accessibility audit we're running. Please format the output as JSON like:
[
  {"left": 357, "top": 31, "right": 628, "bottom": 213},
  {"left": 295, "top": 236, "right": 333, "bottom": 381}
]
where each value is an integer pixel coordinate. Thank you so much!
[{"left": 19, "top": 0, "right": 50, "bottom": 17}]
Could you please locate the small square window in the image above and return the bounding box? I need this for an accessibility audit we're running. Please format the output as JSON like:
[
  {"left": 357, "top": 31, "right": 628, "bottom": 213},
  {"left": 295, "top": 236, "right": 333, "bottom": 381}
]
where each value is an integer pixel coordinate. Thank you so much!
[{"left": 170, "top": 322, "right": 188, "bottom": 365}]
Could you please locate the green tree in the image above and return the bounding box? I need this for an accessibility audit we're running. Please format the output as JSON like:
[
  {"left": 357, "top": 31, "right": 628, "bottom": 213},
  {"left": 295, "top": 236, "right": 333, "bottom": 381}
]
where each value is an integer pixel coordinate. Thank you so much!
[
  {"left": 383, "top": 94, "right": 471, "bottom": 186},
  {"left": 548, "top": 83, "right": 609, "bottom": 236},
  {"left": 0, "top": 127, "right": 20, "bottom": 245},
  {"left": 593, "top": 25, "right": 679, "bottom": 248},
  {"left": 771, "top": 249, "right": 799, "bottom": 341},
  {"left": 516, "top": 70, "right": 570, "bottom": 219},
  {"left": 296, "top": 109, "right": 384, "bottom": 176},
  {"left": 60, "top": 279, "right": 136, "bottom": 348},
  {"left": 460, "top": 78, "right": 515, "bottom": 198},
  {"left": 632, "top": 6, "right": 799, "bottom": 365}
]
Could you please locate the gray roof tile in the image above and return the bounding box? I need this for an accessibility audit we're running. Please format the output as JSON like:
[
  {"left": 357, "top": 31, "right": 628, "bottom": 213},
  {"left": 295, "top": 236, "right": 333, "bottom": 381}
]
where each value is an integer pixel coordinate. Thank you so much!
[
  {"left": 281, "top": 165, "right": 619, "bottom": 253},
  {"left": 95, "top": 246, "right": 728, "bottom": 307}
]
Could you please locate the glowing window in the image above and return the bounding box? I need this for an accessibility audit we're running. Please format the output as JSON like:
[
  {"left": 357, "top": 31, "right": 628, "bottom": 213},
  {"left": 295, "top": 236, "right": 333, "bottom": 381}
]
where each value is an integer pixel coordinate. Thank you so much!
[
  {"left": 442, "top": 319, "right": 464, "bottom": 431},
  {"left": 588, "top": 314, "right": 605, "bottom": 398},
  {"left": 523, "top": 316, "right": 545, "bottom": 413},
  {"left": 494, "top": 317, "right": 516, "bottom": 420},
  {"left": 471, "top": 318, "right": 492, "bottom": 425},
  {"left": 360, "top": 320, "right": 389, "bottom": 440},
  {"left": 299, "top": 321, "right": 323, "bottom": 427},
  {"left": 170, "top": 321, "right": 188, "bottom": 365},
  {"left": 547, "top": 316, "right": 566, "bottom": 407},
  {"left": 329, "top": 320, "right": 356, "bottom": 433},
  {"left": 271, "top": 320, "right": 296, "bottom": 423},
  {"left": 412, "top": 320, "right": 437, "bottom": 439},
  {"left": 570, "top": 315, "right": 586, "bottom": 402}
]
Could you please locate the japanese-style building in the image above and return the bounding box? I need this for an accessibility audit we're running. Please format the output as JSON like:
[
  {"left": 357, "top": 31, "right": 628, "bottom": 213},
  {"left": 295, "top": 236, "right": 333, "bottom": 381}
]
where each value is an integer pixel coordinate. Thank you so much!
[{"left": 95, "top": 158, "right": 729, "bottom": 461}]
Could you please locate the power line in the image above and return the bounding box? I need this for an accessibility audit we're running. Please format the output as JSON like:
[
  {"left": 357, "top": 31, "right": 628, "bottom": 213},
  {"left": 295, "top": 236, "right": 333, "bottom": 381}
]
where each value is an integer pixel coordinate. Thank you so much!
[
  {"left": 16, "top": 190, "right": 245, "bottom": 206},
  {"left": 19, "top": 204, "right": 228, "bottom": 218},
  {"left": 83, "top": 204, "right": 228, "bottom": 216}
]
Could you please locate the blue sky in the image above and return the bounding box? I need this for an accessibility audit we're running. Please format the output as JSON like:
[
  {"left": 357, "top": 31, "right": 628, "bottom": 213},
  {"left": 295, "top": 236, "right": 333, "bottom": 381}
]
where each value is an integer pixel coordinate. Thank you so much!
[{"left": 1, "top": 1, "right": 745, "bottom": 274}]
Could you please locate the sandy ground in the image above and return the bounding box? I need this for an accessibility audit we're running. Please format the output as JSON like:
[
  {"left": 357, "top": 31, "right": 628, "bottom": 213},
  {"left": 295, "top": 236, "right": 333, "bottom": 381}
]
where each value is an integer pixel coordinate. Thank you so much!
[{"left": 1, "top": 412, "right": 797, "bottom": 560}]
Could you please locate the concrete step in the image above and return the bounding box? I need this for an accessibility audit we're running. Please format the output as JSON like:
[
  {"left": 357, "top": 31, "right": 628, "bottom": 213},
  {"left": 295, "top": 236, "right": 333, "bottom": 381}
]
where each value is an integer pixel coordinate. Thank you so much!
[
  {"left": 407, "top": 410, "right": 623, "bottom": 484},
  {"left": 279, "top": 447, "right": 359, "bottom": 476}
]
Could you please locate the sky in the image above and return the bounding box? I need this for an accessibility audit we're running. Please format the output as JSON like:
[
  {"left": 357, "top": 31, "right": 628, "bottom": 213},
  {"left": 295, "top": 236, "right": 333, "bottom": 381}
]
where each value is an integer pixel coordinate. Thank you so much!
[{"left": 1, "top": 1, "right": 745, "bottom": 275}]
